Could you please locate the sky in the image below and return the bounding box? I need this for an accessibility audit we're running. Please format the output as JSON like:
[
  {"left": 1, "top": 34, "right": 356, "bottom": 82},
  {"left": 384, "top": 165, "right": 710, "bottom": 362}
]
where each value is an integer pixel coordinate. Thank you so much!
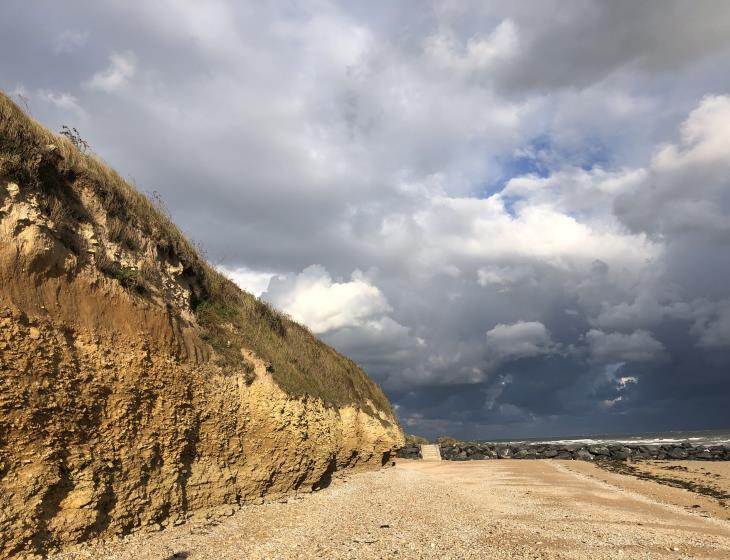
[{"left": 3, "top": 1, "right": 730, "bottom": 440}]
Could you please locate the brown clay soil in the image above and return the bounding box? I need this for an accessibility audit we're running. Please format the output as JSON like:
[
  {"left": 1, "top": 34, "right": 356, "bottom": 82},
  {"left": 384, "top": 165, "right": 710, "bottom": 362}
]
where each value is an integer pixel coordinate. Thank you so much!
[{"left": 49, "top": 459, "right": 730, "bottom": 560}]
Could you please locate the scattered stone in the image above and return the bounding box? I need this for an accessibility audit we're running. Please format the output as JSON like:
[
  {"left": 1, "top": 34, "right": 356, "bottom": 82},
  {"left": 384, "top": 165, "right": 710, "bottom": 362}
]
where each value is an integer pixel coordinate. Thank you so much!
[{"left": 219, "top": 507, "right": 235, "bottom": 517}]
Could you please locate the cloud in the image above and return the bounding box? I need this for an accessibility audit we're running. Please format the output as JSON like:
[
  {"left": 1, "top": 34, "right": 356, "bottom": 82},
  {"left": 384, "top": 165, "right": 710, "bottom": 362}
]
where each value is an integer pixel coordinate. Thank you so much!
[
  {"left": 692, "top": 300, "right": 730, "bottom": 349},
  {"left": 485, "top": 321, "right": 556, "bottom": 362},
  {"left": 502, "top": 167, "right": 648, "bottom": 219},
  {"left": 477, "top": 265, "right": 535, "bottom": 291},
  {"left": 264, "top": 265, "right": 391, "bottom": 334},
  {"left": 424, "top": 19, "right": 520, "bottom": 76},
  {"left": 483, "top": 0, "right": 730, "bottom": 93},
  {"left": 218, "top": 265, "right": 277, "bottom": 297},
  {"left": 601, "top": 374, "right": 638, "bottom": 408},
  {"left": 324, "top": 316, "right": 417, "bottom": 380},
  {"left": 36, "top": 89, "right": 86, "bottom": 117},
  {"left": 54, "top": 30, "right": 89, "bottom": 54},
  {"left": 615, "top": 95, "right": 730, "bottom": 240},
  {"left": 591, "top": 291, "right": 695, "bottom": 331},
  {"left": 585, "top": 329, "right": 665, "bottom": 363},
  {"left": 408, "top": 193, "right": 656, "bottom": 277},
  {"left": 83, "top": 51, "right": 136, "bottom": 92}
]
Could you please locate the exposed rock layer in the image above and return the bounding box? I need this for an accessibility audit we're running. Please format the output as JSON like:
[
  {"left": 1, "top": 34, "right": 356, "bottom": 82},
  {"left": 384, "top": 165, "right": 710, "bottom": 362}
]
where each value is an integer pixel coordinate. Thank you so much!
[{"left": 0, "top": 107, "right": 402, "bottom": 557}]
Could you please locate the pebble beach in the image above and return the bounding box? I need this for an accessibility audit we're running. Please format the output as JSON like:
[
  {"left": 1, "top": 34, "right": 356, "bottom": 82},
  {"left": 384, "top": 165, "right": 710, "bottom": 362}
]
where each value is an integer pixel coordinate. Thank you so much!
[{"left": 51, "top": 459, "right": 730, "bottom": 560}]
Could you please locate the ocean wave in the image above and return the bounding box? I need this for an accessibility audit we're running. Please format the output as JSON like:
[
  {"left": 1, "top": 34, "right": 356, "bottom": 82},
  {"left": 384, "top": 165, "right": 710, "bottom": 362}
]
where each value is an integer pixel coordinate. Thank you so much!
[{"left": 491, "top": 433, "right": 730, "bottom": 446}]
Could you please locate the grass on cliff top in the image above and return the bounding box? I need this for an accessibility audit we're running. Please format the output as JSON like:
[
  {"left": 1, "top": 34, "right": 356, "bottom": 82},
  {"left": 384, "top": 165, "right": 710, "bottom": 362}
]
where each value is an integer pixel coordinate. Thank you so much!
[{"left": 0, "top": 91, "right": 395, "bottom": 417}]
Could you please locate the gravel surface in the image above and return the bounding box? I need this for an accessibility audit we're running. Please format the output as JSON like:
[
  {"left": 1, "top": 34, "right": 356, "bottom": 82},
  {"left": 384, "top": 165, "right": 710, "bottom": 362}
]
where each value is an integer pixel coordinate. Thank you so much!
[{"left": 51, "top": 460, "right": 730, "bottom": 559}]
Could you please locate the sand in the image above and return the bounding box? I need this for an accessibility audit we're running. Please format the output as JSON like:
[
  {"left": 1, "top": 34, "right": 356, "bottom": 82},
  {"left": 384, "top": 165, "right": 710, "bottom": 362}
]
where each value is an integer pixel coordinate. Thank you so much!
[
  {"left": 574, "top": 459, "right": 730, "bottom": 522},
  {"left": 50, "top": 460, "right": 730, "bottom": 560}
]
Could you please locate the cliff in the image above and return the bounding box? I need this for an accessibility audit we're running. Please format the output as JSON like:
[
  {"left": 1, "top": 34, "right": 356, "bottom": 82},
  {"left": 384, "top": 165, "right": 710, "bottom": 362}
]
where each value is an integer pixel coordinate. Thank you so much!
[{"left": 0, "top": 92, "right": 403, "bottom": 558}]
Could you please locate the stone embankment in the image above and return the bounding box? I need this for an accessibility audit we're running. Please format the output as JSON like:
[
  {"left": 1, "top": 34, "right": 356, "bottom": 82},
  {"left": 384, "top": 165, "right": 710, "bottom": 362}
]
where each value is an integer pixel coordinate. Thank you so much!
[{"left": 396, "top": 442, "right": 730, "bottom": 461}]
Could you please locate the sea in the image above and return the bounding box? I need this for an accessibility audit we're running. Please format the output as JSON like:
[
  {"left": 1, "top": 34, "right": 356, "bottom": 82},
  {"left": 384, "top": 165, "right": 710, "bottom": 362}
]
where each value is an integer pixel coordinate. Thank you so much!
[{"left": 482, "top": 429, "right": 730, "bottom": 447}]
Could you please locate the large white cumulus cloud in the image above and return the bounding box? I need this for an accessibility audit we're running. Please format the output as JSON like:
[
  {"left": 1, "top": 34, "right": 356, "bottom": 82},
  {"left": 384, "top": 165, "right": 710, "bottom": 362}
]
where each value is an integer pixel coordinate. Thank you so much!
[{"left": 265, "top": 265, "right": 391, "bottom": 334}]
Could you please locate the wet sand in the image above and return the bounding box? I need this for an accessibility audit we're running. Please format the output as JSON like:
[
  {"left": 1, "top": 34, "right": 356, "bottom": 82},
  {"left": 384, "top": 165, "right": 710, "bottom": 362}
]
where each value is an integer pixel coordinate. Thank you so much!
[
  {"left": 51, "top": 459, "right": 730, "bottom": 559},
  {"left": 585, "top": 459, "right": 730, "bottom": 521}
]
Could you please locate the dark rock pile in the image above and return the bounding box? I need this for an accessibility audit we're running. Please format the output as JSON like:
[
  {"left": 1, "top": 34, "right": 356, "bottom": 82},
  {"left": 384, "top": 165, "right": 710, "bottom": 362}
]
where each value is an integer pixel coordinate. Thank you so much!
[
  {"left": 397, "top": 442, "right": 730, "bottom": 461},
  {"left": 395, "top": 445, "right": 421, "bottom": 459}
]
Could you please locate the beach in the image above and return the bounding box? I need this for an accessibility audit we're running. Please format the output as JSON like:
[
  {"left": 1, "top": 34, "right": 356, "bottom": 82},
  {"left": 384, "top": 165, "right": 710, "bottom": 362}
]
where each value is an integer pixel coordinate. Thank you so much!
[{"left": 50, "top": 459, "right": 730, "bottom": 560}]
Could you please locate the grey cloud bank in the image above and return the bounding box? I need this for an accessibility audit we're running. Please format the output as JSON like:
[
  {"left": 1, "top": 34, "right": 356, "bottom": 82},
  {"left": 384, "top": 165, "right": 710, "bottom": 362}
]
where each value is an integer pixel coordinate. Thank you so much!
[{"left": 2, "top": 0, "right": 730, "bottom": 439}]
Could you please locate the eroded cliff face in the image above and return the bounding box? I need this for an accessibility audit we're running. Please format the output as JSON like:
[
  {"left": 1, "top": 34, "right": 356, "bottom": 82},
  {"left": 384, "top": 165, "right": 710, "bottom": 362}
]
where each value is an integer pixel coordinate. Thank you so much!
[{"left": 0, "top": 168, "right": 403, "bottom": 558}]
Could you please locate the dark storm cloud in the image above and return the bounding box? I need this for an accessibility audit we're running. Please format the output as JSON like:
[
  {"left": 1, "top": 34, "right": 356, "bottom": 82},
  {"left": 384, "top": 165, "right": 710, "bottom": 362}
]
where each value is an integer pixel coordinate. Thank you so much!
[
  {"left": 494, "top": 0, "right": 730, "bottom": 93},
  {"left": 2, "top": 1, "right": 730, "bottom": 439}
]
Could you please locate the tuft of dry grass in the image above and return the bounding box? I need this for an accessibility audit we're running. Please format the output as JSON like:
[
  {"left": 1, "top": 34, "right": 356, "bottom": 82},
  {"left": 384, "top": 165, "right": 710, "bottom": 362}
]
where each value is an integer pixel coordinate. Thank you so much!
[
  {"left": 406, "top": 434, "right": 430, "bottom": 446},
  {"left": 0, "top": 91, "right": 395, "bottom": 417}
]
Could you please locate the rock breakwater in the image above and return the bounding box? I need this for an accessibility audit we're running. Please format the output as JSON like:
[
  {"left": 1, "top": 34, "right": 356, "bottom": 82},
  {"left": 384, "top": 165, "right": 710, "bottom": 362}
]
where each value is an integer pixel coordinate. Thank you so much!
[{"left": 396, "top": 442, "right": 730, "bottom": 461}]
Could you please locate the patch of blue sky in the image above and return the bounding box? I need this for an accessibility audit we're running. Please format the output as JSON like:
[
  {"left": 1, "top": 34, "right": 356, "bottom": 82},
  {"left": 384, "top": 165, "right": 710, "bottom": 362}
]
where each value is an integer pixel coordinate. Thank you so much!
[
  {"left": 573, "top": 137, "right": 612, "bottom": 172},
  {"left": 476, "top": 134, "right": 616, "bottom": 218},
  {"left": 475, "top": 136, "right": 553, "bottom": 217},
  {"left": 478, "top": 134, "right": 614, "bottom": 201}
]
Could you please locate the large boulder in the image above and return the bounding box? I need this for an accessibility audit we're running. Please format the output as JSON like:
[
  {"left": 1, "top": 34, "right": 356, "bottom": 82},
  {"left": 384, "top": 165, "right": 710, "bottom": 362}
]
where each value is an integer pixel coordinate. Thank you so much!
[
  {"left": 668, "top": 448, "right": 688, "bottom": 459},
  {"left": 588, "top": 446, "right": 610, "bottom": 456},
  {"left": 573, "top": 449, "right": 595, "bottom": 461},
  {"left": 496, "top": 447, "right": 512, "bottom": 459}
]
